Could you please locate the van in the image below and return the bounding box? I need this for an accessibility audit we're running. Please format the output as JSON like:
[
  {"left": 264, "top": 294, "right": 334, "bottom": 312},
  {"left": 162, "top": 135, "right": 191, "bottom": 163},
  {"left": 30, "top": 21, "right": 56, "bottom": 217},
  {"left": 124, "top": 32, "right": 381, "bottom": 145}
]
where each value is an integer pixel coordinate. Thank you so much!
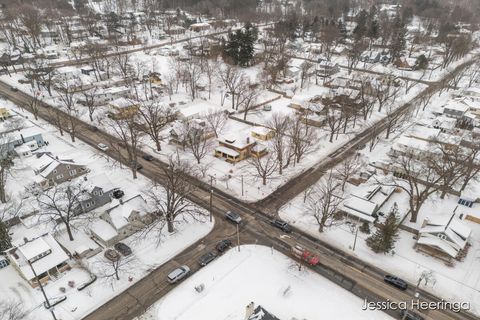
[{"left": 167, "top": 265, "right": 190, "bottom": 284}]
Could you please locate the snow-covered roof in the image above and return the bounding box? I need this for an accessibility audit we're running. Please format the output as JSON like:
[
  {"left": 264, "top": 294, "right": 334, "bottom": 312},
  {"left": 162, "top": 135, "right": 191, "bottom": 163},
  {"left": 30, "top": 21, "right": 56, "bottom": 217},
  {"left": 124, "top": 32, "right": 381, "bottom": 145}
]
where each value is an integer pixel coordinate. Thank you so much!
[
  {"left": 342, "top": 195, "right": 376, "bottom": 222},
  {"left": 444, "top": 100, "right": 469, "bottom": 113},
  {"left": 54, "top": 227, "right": 100, "bottom": 256},
  {"left": 85, "top": 173, "right": 115, "bottom": 193},
  {"left": 218, "top": 134, "right": 255, "bottom": 150},
  {"left": 417, "top": 235, "right": 458, "bottom": 258},
  {"left": 10, "top": 234, "right": 69, "bottom": 280},
  {"left": 215, "top": 146, "right": 240, "bottom": 157},
  {"left": 109, "top": 97, "right": 135, "bottom": 109},
  {"left": 177, "top": 99, "right": 223, "bottom": 119},
  {"left": 407, "top": 125, "right": 441, "bottom": 141},
  {"left": 419, "top": 214, "right": 472, "bottom": 256},
  {"left": 107, "top": 194, "right": 147, "bottom": 229},
  {"left": 251, "top": 126, "right": 273, "bottom": 136},
  {"left": 90, "top": 219, "right": 118, "bottom": 242},
  {"left": 17, "top": 237, "right": 50, "bottom": 261}
]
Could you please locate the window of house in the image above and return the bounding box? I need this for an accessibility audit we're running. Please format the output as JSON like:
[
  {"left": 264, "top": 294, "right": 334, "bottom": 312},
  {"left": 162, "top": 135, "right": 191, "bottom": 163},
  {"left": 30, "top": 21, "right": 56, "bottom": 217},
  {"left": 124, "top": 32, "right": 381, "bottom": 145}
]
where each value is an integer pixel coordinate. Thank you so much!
[
  {"left": 69, "top": 169, "right": 77, "bottom": 176},
  {"left": 56, "top": 174, "right": 64, "bottom": 180},
  {"left": 53, "top": 170, "right": 57, "bottom": 174},
  {"left": 438, "top": 234, "right": 447, "bottom": 240},
  {"left": 66, "top": 165, "right": 70, "bottom": 169}
]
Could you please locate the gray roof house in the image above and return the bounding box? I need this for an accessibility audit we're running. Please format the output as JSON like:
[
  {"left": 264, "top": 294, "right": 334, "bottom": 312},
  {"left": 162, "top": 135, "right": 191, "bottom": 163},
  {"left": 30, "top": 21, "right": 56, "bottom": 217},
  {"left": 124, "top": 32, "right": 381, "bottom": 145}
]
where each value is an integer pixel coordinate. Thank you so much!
[
  {"left": 74, "top": 173, "right": 116, "bottom": 215},
  {"left": 33, "top": 153, "right": 88, "bottom": 189}
]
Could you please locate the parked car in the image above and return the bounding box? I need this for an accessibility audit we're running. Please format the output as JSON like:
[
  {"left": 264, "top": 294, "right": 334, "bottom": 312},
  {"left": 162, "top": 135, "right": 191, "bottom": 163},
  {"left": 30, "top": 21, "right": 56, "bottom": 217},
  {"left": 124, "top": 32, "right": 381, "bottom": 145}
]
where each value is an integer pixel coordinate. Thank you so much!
[
  {"left": 198, "top": 251, "right": 216, "bottom": 266},
  {"left": 270, "top": 219, "right": 292, "bottom": 233},
  {"left": 97, "top": 143, "right": 109, "bottom": 151},
  {"left": 216, "top": 239, "right": 232, "bottom": 253},
  {"left": 142, "top": 154, "right": 154, "bottom": 161},
  {"left": 167, "top": 265, "right": 190, "bottom": 284},
  {"left": 10, "top": 86, "right": 18, "bottom": 92},
  {"left": 131, "top": 161, "right": 143, "bottom": 170},
  {"left": 399, "top": 310, "right": 424, "bottom": 320},
  {"left": 112, "top": 189, "right": 124, "bottom": 199},
  {"left": 225, "top": 211, "right": 242, "bottom": 224},
  {"left": 263, "top": 104, "right": 272, "bottom": 111},
  {"left": 384, "top": 275, "right": 408, "bottom": 290},
  {"left": 114, "top": 242, "right": 132, "bottom": 256},
  {"left": 104, "top": 249, "right": 120, "bottom": 262}
]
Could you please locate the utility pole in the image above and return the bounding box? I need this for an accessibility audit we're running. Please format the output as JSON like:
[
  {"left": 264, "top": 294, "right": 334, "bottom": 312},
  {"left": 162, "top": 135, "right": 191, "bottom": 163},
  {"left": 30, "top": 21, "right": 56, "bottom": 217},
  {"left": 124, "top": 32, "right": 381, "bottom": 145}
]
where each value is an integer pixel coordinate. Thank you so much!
[
  {"left": 236, "top": 223, "right": 240, "bottom": 252},
  {"left": 241, "top": 175, "right": 244, "bottom": 196},
  {"left": 352, "top": 226, "right": 359, "bottom": 251},
  {"left": 209, "top": 176, "right": 213, "bottom": 222},
  {"left": 28, "top": 261, "right": 58, "bottom": 320}
]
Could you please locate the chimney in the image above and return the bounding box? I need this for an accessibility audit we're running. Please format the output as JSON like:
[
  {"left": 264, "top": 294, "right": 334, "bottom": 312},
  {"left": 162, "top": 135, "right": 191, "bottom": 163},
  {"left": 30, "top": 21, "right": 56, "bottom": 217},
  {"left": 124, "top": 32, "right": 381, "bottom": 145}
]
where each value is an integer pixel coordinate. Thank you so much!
[
  {"left": 20, "top": 134, "right": 25, "bottom": 143},
  {"left": 119, "top": 198, "right": 123, "bottom": 205},
  {"left": 246, "top": 137, "right": 250, "bottom": 144},
  {"left": 245, "top": 302, "right": 255, "bottom": 320},
  {"left": 421, "top": 218, "right": 429, "bottom": 228}
]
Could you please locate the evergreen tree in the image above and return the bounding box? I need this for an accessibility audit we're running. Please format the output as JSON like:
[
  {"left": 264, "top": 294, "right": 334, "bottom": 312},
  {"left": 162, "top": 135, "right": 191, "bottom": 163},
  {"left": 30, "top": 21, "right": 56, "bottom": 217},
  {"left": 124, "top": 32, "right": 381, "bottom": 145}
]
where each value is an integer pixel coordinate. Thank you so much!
[
  {"left": 224, "top": 23, "right": 258, "bottom": 66},
  {"left": 414, "top": 54, "right": 428, "bottom": 70},
  {"left": 366, "top": 203, "right": 400, "bottom": 253},
  {"left": 0, "top": 220, "right": 11, "bottom": 252}
]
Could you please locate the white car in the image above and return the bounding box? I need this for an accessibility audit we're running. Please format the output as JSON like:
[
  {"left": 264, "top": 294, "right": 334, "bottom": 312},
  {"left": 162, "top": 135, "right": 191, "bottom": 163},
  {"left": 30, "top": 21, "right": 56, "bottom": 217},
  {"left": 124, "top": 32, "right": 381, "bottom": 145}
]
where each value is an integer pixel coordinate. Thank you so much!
[{"left": 97, "top": 143, "right": 109, "bottom": 151}]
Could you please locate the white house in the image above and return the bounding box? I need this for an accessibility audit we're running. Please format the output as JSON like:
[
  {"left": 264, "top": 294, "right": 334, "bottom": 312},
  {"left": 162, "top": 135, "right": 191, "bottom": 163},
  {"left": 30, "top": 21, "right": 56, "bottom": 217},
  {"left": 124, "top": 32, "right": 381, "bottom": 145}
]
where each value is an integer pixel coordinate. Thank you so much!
[
  {"left": 341, "top": 195, "right": 378, "bottom": 223},
  {"left": 6, "top": 233, "right": 70, "bottom": 287},
  {"left": 416, "top": 214, "right": 472, "bottom": 262}
]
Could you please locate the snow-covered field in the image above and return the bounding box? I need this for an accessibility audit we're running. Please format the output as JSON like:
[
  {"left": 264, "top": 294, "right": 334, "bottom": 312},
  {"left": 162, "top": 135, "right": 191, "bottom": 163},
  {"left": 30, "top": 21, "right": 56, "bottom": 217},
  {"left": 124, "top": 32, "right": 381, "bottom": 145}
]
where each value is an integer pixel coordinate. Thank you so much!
[{"left": 136, "top": 245, "right": 393, "bottom": 320}]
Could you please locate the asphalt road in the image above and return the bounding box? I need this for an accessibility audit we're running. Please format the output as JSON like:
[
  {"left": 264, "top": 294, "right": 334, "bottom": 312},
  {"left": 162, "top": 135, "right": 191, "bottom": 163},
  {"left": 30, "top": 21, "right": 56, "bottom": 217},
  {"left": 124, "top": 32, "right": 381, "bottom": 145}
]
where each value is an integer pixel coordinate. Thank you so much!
[{"left": 0, "top": 58, "right": 478, "bottom": 320}]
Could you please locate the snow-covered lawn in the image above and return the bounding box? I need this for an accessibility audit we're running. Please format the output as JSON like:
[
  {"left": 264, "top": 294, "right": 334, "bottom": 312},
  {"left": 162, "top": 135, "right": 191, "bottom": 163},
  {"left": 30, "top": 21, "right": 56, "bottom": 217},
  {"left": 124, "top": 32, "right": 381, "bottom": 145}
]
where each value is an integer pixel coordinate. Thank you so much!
[
  {"left": 136, "top": 245, "right": 393, "bottom": 320},
  {"left": 0, "top": 98, "right": 214, "bottom": 320}
]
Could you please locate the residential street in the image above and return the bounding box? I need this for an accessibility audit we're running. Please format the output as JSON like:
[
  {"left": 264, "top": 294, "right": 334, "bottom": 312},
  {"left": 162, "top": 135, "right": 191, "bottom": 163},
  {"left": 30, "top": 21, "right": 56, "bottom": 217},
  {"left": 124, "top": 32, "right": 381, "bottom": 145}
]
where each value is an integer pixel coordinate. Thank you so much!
[{"left": 0, "top": 52, "right": 479, "bottom": 320}]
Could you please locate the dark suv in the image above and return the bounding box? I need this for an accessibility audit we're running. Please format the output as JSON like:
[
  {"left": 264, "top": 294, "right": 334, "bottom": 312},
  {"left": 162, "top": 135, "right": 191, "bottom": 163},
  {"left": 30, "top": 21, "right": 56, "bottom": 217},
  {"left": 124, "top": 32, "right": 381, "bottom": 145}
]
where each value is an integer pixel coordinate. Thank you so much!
[
  {"left": 400, "top": 310, "right": 424, "bottom": 320},
  {"left": 270, "top": 219, "right": 292, "bottom": 233},
  {"left": 384, "top": 275, "right": 408, "bottom": 290},
  {"left": 198, "top": 251, "right": 216, "bottom": 266},
  {"left": 114, "top": 242, "right": 132, "bottom": 256},
  {"left": 216, "top": 239, "right": 232, "bottom": 253}
]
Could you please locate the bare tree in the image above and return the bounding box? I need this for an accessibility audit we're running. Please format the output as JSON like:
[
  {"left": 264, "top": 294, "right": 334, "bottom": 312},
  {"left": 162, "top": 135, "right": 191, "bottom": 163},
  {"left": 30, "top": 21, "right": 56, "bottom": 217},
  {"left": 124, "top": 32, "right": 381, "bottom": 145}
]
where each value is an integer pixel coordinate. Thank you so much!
[
  {"left": 373, "top": 75, "right": 400, "bottom": 113},
  {"left": 204, "top": 109, "right": 227, "bottom": 138},
  {"left": 238, "top": 84, "right": 260, "bottom": 120},
  {"left": 289, "top": 115, "right": 316, "bottom": 163},
  {"left": 36, "top": 182, "right": 86, "bottom": 241},
  {"left": 306, "top": 171, "right": 343, "bottom": 232},
  {"left": 300, "top": 60, "right": 315, "bottom": 89},
  {"left": 382, "top": 151, "right": 442, "bottom": 223},
  {"left": 181, "top": 121, "right": 213, "bottom": 164},
  {"left": 219, "top": 65, "right": 247, "bottom": 110},
  {"left": 248, "top": 152, "right": 278, "bottom": 186},
  {"left": 54, "top": 74, "right": 81, "bottom": 143},
  {"left": 0, "top": 299, "right": 28, "bottom": 320},
  {"left": 268, "top": 113, "right": 291, "bottom": 175},
  {"left": 106, "top": 113, "right": 143, "bottom": 179},
  {"left": 94, "top": 254, "right": 137, "bottom": 286},
  {"left": 385, "top": 104, "right": 409, "bottom": 139},
  {"left": 81, "top": 87, "right": 99, "bottom": 122},
  {"left": 0, "top": 134, "right": 13, "bottom": 204},
  {"left": 336, "top": 156, "right": 363, "bottom": 191},
  {"left": 182, "top": 59, "right": 203, "bottom": 101},
  {"left": 146, "top": 157, "right": 202, "bottom": 233},
  {"left": 138, "top": 100, "right": 175, "bottom": 151},
  {"left": 357, "top": 77, "right": 376, "bottom": 120}
]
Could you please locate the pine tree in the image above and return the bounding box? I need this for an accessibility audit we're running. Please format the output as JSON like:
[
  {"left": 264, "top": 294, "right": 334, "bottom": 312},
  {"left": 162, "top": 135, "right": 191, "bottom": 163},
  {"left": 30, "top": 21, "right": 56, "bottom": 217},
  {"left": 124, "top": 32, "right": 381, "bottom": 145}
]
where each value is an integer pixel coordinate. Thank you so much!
[
  {"left": 366, "top": 203, "right": 400, "bottom": 253},
  {"left": 224, "top": 23, "right": 258, "bottom": 66},
  {"left": 0, "top": 220, "right": 11, "bottom": 252}
]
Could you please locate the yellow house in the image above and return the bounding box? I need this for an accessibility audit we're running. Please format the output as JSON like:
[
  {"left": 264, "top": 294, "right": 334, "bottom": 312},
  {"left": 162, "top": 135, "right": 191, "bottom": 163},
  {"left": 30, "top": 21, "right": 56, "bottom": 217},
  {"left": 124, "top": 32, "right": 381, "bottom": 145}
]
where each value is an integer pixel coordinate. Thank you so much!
[
  {"left": 215, "top": 135, "right": 256, "bottom": 163},
  {"left": 0, "top": 107, "right": 11, "bottom": 120},
  {"left": 108, "top": 98, "right": 139, "bottom": 120},
  {"left": 251, "top": 126, "right": 275, "bottom": 141}
]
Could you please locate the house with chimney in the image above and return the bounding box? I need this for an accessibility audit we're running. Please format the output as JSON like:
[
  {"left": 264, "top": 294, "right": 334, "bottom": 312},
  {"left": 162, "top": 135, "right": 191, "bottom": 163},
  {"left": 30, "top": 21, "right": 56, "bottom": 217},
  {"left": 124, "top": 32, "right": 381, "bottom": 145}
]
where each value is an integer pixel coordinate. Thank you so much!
[
  {"left": 245, "top": 302, "right": 280, "bottom": 320},
  {"left": 33, "top": 153, "right": 88, "bottom": 189},
  {"left": 415, "top": 214, "right": 472, "bottom": 263},
  {"left": 0, "top": 126, "right": 45, "bottom": 159},
  {"left": 99, "top": 194, "right": 153, "bottom": 241},
  {"left": 214, "top": 134, "right": 267, "bottom": 163},
  {"left": 6, "top": 233, "right": 70, "bottom": 287},
  {"left": 74, "top": 173, "right": 116, "bottom": 215}
]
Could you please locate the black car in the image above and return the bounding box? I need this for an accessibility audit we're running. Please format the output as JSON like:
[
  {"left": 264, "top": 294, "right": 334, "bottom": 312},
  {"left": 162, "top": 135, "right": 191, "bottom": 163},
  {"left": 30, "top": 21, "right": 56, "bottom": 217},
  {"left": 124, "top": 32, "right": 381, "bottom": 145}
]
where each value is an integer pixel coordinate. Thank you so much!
[
  {"left": 10, "top": 86, "right": 18, "bottom": 92},
  {"left": 114, "top": 242, "right": 132, "bottom": 256},
  {"left": 198, "top": 251, "right": 216, "bottom": 266},
  {"left": 112, "top": 189, "right": 125, "bottom": 199},
  {"left": 400, "top": 310, "right": 424, "bottom": 320},
  {"left": 216, "top": 239, "right": 232, "bottom": 253},
  {"left": 270, "top": 219, "right": 292, "bottom": 233},
  {"left": 384, "top": 275, "right": 408, "bottom": 290},
  {"left": 142, "top": 154, "right": 154, "bottom": 161}
]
